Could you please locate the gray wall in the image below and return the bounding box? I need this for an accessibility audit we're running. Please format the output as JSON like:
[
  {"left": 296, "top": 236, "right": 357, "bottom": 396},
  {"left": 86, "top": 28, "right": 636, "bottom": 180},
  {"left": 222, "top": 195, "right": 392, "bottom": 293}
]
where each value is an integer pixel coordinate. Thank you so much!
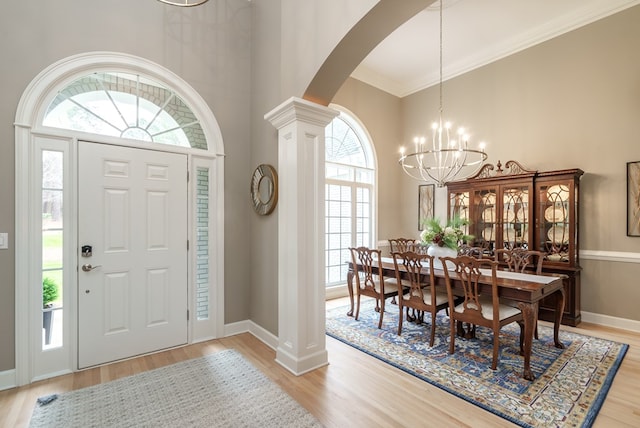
[{"left": 0, "top": 0, "right": 252, "bottom": 371}]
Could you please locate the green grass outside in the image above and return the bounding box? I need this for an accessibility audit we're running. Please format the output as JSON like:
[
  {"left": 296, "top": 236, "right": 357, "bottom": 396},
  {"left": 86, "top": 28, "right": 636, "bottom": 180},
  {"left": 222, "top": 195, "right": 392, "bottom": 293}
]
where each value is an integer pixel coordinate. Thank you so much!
[{"left": 42, "top": 230, "right": 63, "bottom": 306}]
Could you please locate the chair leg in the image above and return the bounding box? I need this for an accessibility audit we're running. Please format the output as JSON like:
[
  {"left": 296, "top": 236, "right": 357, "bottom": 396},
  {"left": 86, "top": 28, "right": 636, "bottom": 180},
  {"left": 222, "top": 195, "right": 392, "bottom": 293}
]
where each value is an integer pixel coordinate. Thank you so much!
[
  {"left": 491, "top": 332, "right": 500, "bottom": 371},
  {"left": 397, "top": 302, "right": 404, "bottom": 335},
  {"left": 429, "top": 310, "right": 437, "bottom": 347},
  {"left": 377, "top": 298, "right": 385, "bottom": 329},
  {"left": 355, "top": 295, "right": 361, "bottom": 321},
  {"left": 534, "top": 319, "right": 539, "bottom": 340},
  {"left": 449, "top": 318, "right": 456, "bottom": 355}
]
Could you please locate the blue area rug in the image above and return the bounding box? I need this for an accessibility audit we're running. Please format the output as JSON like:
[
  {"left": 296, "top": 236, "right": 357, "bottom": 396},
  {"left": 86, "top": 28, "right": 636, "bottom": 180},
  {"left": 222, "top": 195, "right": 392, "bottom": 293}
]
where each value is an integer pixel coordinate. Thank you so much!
[{"left": 326, "top": 300, "right": 627, "bottom": 427}]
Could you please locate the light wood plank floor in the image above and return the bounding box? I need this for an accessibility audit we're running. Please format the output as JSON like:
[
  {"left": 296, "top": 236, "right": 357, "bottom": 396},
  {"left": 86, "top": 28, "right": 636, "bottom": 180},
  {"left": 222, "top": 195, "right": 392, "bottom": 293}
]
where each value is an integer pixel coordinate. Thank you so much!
[{"left": 1, "top": 299, "right": 639, "bottom": 427}]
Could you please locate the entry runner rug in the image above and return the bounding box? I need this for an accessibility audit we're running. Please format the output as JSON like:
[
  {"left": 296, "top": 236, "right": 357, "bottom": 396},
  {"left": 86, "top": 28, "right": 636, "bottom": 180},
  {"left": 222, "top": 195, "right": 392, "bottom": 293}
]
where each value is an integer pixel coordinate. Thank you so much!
[
  {"left": 29, "top": 349, "right": 321, "bottom": 428},
  {"left": 326, "top": 300, "right": 627, "bottom": 428}
]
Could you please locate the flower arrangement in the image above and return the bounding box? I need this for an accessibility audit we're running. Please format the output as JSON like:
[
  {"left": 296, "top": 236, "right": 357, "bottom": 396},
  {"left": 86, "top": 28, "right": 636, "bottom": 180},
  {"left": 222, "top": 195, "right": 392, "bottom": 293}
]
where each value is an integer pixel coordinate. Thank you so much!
[{"left": 420, "top": 216, "right": 473, "bottom": 250}]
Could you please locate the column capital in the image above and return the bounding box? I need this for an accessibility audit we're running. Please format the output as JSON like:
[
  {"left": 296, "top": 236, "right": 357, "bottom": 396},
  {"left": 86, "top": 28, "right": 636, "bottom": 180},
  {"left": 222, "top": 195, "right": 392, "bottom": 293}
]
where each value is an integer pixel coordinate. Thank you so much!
[{"left": 265, "top": 97, "right": 338, "bottom": 130}]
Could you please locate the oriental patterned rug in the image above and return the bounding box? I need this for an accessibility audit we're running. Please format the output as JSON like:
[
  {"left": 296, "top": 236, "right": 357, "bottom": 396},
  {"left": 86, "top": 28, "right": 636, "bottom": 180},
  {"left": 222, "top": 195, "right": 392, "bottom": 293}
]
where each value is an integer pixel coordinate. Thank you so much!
[
  {"left": 29, "top": 349, "right": 321, "bottom": 428},
  {"left": 326, "top": 300, "right": 627, "bottom": 428}
]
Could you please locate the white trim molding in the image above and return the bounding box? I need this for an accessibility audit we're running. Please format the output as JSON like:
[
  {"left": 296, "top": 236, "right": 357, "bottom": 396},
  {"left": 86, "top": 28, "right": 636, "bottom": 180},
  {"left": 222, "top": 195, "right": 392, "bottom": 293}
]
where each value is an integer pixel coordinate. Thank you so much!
[
  {"left": 581, "top": 311, "right": 640, "bottom": 333},
  {"left": 0, "top": 369, "right": 16, "bottom": 392},
  {"left": 224, "top": 321, "right": 279, "bottom": 352},
  {"left": 580, "top": 249, "right": 640, "bottom": 264}
]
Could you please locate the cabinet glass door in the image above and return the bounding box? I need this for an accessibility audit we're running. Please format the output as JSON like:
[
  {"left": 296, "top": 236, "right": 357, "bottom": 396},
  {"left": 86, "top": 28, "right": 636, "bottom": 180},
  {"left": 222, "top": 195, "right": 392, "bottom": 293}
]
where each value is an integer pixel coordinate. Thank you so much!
[
  {"left": 473, "top": 188, "right": 498, "bottom": 251},
  {"left": 502, "top": 186, "right": 530, "bottom": 250},
  {"left": 449, "top": 191, "right": 470, "bottom": 236},
  {"left": 538, "top": 182, "right": 571, "bottom": 263}
]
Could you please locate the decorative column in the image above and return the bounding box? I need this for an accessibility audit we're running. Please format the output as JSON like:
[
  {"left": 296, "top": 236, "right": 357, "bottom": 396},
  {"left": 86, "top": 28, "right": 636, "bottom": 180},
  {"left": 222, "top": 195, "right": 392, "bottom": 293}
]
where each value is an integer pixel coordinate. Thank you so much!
[{"left": 264, "top": 97, "right": 338, "bottom": 375}]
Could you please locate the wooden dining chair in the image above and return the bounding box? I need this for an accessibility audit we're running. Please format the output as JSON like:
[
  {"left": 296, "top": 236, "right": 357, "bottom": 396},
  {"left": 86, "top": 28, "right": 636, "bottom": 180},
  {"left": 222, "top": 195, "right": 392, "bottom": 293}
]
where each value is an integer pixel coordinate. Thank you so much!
[
  {"left": 457, "top": 244, "right": 486, "bottom": 259},
  {"left": 441, "top": 255, "right": 524, "bottom": 371},
  {"left": 494, "top": 248, "right": 545, "bottom": 338},
  {"left": 392, "top": 251, "right": 449, "bottom": 346},
  {"left": 388, "top": 238, "right": 417, "bottom": 253},
  {"left": 349, "top": 247, "right": 402, "bottom": 329},
  {"left": 387, "top": 238, "right": 417, "bottom": 303},
  {"left": 494, "top": 248, "right": 544, "bottom": 275}
]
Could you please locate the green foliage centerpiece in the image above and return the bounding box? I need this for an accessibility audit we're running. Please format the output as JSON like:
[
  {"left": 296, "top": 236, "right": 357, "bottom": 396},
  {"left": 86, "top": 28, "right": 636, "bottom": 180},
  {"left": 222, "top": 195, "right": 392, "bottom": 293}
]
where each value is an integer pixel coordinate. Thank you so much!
[
  {"left": 420, "top": 216, "right": 473, "bottom": 269},
  {"left": 420, "top": 215, "right": 472, "bottom": 250}
]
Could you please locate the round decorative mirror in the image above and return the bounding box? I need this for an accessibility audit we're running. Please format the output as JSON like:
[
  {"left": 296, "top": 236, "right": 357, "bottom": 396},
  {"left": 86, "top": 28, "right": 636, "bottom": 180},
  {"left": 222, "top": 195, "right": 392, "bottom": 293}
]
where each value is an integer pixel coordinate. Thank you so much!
[{"left": 250, "top": 164, "right": 278, "bottom": 215}]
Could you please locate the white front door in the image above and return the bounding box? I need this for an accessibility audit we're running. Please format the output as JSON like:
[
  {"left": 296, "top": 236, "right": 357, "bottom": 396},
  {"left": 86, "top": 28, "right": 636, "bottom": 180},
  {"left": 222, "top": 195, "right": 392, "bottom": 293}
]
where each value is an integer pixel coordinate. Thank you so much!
[{"left": 78, "top": 142, "right": 188, "bottom": 369}]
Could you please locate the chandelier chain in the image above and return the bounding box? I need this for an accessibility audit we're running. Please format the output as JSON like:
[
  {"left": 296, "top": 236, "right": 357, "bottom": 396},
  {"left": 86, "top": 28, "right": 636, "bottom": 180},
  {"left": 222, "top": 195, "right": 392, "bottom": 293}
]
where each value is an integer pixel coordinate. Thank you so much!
[
  {"left": 397, "top": 0, "right": 488, "bottom": 187},
  {"left": 439, "top": 0, "right": 443, "bottom": 122}
]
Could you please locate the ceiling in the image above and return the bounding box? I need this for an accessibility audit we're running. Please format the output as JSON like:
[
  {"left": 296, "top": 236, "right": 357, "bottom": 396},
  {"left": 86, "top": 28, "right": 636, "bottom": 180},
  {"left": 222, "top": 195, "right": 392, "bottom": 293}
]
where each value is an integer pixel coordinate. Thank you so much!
[{"left": 351, "top": 0, "right": 640, "bottom": 98}]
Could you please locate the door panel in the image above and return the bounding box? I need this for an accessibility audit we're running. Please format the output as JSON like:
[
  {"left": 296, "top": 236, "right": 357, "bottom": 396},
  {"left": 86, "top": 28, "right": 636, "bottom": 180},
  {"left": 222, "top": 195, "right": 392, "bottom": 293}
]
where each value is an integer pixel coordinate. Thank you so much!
[{"left": 78, "top": 142, "right": 188, "bottom": 369}]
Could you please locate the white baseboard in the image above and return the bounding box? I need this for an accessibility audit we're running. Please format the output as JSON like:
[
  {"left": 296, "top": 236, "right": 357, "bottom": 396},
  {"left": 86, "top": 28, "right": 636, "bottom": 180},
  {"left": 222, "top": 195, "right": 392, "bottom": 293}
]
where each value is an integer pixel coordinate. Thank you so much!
[
  {"left": 581, "top": 311, "right": 640, "bottom": 333},
  {"left": 224, "top": 319, "right": 251, "bottom": 337},
  {"left": 0, "top": 368, "right": 16, "bottom": 392},
  {"left": 326, "top": 284, "right": 349, "bottom": 300},
  {"left": 248, "top": 322, "right": 279, "bottom": 351},
  {"left": 224, "top": 320, "right": 279, "bottom": 351}
]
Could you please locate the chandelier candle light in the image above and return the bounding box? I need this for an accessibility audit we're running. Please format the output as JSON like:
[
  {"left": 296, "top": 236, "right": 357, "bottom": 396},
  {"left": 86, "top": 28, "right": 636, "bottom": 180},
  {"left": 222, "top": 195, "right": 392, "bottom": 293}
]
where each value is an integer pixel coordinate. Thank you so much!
[
  {"left": 157, "top": 0, "right": 209, "bottom": 6},
  {"left": 399, "top": 1, "right": 487, "bottom": 187}
]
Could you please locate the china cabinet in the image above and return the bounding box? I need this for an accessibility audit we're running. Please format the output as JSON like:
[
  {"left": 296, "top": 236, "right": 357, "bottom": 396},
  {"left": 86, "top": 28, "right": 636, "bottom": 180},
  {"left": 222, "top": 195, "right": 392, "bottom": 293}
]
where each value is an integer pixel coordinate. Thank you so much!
[{"left": 447, "top": 160, "right": 584, "bottom": 326}]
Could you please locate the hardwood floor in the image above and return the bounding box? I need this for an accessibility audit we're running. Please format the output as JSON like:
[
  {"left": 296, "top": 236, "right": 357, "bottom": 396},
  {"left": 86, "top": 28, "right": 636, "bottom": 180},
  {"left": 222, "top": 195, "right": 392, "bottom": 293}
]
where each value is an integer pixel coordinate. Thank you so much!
[{"left": 1, "top": 299, "right": 639, "bottom": 427}]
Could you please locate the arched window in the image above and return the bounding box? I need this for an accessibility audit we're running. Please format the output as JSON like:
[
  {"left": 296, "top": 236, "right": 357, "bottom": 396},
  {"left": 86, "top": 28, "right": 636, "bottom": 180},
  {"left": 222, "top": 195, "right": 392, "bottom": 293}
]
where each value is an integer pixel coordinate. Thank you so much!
[
  {"left": 44, "top": 72, "right": 207, "bottom": 149},
  {"left": 325, "top": 107, "right": 376, "bottom": 288}
]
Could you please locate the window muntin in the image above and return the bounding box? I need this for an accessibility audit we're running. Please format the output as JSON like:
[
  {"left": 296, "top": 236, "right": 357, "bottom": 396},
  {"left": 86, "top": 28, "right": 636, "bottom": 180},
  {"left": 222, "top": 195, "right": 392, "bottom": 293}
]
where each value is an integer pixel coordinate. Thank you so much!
[
  {"left": 43, "top": 72, "right": 206, "bottom": 150},
  {"left": 325, "top": 111, "right": 375, "bottom": 287},
  {"left": 42, "top": 150, "right": 64, "bottom": 349},
  {"left": 195, "top": 167, "right": 210, "bottom": 320}
]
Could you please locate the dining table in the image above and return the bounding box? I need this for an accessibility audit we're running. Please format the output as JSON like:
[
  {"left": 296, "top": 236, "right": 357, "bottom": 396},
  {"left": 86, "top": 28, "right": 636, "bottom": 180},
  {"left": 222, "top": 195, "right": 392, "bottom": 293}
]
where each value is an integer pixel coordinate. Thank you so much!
[{"left": 345, "top": 256, "right": 566, "bottom": 381}]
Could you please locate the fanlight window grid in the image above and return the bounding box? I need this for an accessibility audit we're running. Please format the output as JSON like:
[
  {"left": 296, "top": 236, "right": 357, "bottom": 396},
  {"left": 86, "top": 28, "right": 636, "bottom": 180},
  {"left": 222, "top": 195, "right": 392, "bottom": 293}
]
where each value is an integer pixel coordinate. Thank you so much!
[
  {"left": 43, "top": 72, "right": 207, "bottom": 150},
  {"left": 325, "top": 112, "right": 375, "bottom": 287}
]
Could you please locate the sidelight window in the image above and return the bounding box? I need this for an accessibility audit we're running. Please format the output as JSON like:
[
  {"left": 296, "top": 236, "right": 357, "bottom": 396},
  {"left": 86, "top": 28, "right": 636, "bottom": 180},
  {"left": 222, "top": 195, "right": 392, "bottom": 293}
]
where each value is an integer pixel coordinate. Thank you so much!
[{"left": 42, "top": 150, "right": 64, "bottom": 349}]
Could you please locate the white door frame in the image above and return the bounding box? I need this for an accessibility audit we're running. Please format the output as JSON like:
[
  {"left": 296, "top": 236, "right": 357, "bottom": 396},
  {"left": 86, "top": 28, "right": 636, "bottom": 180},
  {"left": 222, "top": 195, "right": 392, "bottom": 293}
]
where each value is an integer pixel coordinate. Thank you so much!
[{"left": 14, "top": 52, "right": 226, "bottom": 385}]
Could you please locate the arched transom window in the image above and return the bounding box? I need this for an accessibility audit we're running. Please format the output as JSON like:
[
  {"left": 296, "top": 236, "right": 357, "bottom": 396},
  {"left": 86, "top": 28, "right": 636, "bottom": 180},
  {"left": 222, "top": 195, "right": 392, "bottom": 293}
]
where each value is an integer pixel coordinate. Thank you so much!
[
  {"left": 325, "top": 108, "right": 376, "bottom": 288},
  {"left": 43, "top": 72, "right": 207, "bottom": 150}
]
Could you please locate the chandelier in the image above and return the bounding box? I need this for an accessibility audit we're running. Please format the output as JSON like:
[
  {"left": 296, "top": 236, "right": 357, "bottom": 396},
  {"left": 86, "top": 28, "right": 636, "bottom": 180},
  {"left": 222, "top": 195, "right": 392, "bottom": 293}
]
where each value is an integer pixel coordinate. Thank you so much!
[
  {"left": 399, "top": 1, "right": 487, "bottom": 187},
  {"left": 157, "top": 0, "right": 209, "bottom": 6}
]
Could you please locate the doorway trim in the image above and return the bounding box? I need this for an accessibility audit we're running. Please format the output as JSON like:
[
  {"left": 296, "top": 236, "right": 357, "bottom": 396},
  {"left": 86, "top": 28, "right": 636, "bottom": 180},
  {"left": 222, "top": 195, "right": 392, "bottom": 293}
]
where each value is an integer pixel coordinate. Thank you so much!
[{"left": 14, "top": 52, "right": 225, "bottom": 385}]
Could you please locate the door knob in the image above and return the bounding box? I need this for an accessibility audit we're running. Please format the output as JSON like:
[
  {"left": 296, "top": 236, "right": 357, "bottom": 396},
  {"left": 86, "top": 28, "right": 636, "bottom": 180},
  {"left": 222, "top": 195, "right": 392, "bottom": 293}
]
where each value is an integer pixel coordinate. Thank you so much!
[{"left": 81, "top": 264, "right": 101, "bottom": 272}]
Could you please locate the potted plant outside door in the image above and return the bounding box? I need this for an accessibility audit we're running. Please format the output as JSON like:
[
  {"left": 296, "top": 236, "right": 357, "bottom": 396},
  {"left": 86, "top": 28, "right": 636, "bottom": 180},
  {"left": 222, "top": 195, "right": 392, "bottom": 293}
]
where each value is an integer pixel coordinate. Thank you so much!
[{"left": 42, "top": 277, "right": 59, "bottom": 345}]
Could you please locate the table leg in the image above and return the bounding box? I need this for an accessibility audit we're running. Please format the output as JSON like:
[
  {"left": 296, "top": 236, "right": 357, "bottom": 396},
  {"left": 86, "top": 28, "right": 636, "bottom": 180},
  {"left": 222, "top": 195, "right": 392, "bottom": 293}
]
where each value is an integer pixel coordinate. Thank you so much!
[
  {"left": 517, "top": 301, "right": 538, "bottom": 381},
  {"left": 553, "top": 287, "right": 566, "bottom": 349},
  {"left": 346, "top": 269, "right": 355, "bottom": 317}
]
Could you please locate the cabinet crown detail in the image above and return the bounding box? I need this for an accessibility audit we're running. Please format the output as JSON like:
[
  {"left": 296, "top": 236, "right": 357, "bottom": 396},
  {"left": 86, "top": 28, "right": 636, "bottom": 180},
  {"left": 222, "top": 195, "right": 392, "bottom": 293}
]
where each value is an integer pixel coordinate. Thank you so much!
[{"left": 472, "top": 160, "right": 536, "bottom": 179}]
